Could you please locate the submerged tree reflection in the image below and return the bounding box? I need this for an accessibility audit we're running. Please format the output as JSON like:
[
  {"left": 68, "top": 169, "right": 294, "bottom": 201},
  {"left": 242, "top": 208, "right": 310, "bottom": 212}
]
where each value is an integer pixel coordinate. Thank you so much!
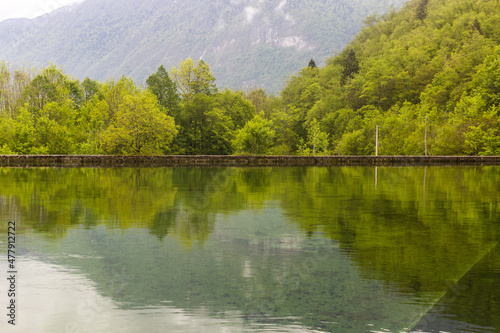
[{"left": 1, "top": 166, "right": 499, "bottom": 293}]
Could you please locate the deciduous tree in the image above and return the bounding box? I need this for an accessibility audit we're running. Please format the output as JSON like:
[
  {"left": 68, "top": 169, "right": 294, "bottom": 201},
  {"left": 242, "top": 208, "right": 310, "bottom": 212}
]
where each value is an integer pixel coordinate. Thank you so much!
[
  {"left": 101, "top": 91, "right": 177, "bottom": 155},
  {"left": 233, "top": 112, "right": 275, "bottom": 155},
  {"left": 170, "top": 58, "right": 217, "bottom": 100}
]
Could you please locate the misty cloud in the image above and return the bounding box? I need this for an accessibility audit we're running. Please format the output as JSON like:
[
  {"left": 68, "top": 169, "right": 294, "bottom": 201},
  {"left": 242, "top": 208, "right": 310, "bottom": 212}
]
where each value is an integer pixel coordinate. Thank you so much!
[
  {"left": 275, "top": 0, "right": 287, "bottom": 12},
  {"left": 244, "top": 6, "right": 260, "bottom": 23}
]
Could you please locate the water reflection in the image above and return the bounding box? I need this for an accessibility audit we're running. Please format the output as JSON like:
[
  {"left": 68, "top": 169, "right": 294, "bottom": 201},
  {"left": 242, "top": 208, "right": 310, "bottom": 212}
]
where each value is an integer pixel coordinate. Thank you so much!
[
  {"left": 0, "top": 257, "right": 329, "bottom": 333},
  {"left": 411, "top": 243, "right": 500, "bottom": 333},
  {"left": 0, "top": 166, "right": 499, "bottom": 332}
]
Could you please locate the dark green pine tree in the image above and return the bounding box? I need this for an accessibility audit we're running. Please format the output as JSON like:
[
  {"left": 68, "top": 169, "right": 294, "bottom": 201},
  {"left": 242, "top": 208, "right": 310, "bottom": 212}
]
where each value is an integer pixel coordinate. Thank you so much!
[
  {"left": 415, "top": 0, "right": 429, "bottom": 21},
  {"left": 308, "top": 58, "right": 317, "bottom": 68},
  {"left": 470, "top": 18, "right": 483, "bottom": 35},
  {"left": 146, "top": 65, "right": 180, "bottom": 114},
  {"left": 340, "top": 49, "right": 359, "bottom": 86}
]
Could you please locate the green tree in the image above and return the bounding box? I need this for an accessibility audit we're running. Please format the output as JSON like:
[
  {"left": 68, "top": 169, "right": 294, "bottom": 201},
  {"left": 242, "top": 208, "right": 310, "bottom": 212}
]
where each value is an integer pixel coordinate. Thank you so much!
[
  {"left": 340, "top": 49, "right": 360, "bottom": 86},
  {"left": 66, "top": 80, "right": 85, "bottom": 109},
  {"left": 170, "top": 58, "right": 217, "bottom": 100},
  {"left": 177, "top": 91, "right": 240, "bottom": 155},
  {"left": 0, "top": 62, "right": 10, "bottom": 114},
  {"left": 233, "top": 113, "right": 275, "bottom": 155},
  {"left": 81, "top": 77, "right": 102, "bottom": 102},
  {"left": 415, "top": 0, "right": 429, "bottom": 21},
  {"left": 271, "top": 108, "right": 296, "bottom": 155},
  {"left": 0, "top": 116, "right": 16, "bottom": 154},
  {"left": 21, "top": 67, "right": 67, "bottom": 116},
  {"left": 34, "top": 103, "right": 75, "bottom": 154},
  {"left": 305, "top": 118, "right": 329, "bottom": 156},
  {"left": 13, "top": 66, "right": 79, "bottom": 153},
  {"left": 470, "top": 46, "right": 500, "bottom": 108},
  {"left": 214, "top": 89, "right": 255, "bottom": 129},
  {"left": 146, "top": 65, "right": 180, "bottom": 114},
  {"left": 75, "top": 99, "right": 110, "bottom": 154},
  {"left": 101, "top": 91, "right": 177, "bottom": 155},
  {"left": 203, "top": 107, "right": 235, "bottom": 155},
  {"left": 244, "top": 88, "right": 268, "bottom": 115},
  {"left": 177, "top": 93, "right": 215, "bottom": 154},
  {"left": 101, "top": 76, "right": 139, "bottom": 120},
  {"left": 470, "top": 18, "right": 483, "bottom": 35}
]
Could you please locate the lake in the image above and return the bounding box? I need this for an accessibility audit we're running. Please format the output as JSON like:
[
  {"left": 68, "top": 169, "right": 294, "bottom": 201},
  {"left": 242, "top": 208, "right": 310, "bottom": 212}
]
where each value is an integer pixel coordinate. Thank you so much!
[{"left": 0, "top": 166, "right": 499, "bottom": 332}]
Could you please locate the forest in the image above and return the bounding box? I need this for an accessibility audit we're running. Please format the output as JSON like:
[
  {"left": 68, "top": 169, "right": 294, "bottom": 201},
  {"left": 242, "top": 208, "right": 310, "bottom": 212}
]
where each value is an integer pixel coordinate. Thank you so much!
[{"left": 0, "top": 0, "right": 499, "bottom": 156}]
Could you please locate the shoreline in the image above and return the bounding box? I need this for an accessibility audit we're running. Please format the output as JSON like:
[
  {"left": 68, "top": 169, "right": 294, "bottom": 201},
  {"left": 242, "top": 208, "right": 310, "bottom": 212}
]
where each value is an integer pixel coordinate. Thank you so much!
[{"left": 1, "top": 155, "right": 500, "bottom": 167}]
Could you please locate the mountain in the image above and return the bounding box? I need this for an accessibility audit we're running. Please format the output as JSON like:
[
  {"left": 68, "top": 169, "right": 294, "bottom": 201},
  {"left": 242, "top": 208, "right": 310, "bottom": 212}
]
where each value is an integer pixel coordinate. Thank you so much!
[
  {"left": 0, "top": 0, "right": 408, "bottom": 93},
  {"left": 0, "top": 18, "right": 32, "bottom": 49}
]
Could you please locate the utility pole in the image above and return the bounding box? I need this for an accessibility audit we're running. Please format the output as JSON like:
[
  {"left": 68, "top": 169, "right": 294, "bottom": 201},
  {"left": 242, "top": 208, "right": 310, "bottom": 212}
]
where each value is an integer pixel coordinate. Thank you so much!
[
  {"left": 376, "top": 125, "right": 379, "bottom": 156},
  {"left": 425, "top": 116, "right": 428, "bottom": 157}
]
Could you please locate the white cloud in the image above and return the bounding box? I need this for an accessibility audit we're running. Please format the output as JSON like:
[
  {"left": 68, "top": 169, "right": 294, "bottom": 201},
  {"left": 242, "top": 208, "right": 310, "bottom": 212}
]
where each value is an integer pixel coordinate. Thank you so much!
[
  {"left": 6, "top": 258, "right": 324, "bottom": 333},
  {"left": 230, "top": 0, "right": 244, "bottom": 6},
  {"left": 275, "top": 0, "right": 287, "bottom": 12},
  {"left": 285, "top": 13, "right": 295, "bottom": 23},
  {"left": 0, "top": 0, "right": 83, "bottom": 22},
  {"left": 244, "top": 6, "right": 260, "bottom": 23}
]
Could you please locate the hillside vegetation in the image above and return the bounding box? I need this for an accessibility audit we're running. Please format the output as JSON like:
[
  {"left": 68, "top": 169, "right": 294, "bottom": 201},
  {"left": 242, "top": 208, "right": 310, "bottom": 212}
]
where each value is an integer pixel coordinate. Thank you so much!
[
  {"left": 0, "top": 0, "right": 499, "bottom": 156},
  {"left": 278, "top": 0, "right": 500, "bottom": 155},
  {"left": 0, "top": 0, "right": 407, "bottom": 93}
]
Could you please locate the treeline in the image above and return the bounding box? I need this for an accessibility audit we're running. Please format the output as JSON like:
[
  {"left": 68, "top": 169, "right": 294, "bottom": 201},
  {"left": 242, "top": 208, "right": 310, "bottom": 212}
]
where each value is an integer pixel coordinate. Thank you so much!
[
  {"left": 1, "top": 0, "right": 499, "bottom": 156},
  {"left": 0, "top": 60, "right": 260, "bottom": 155}
]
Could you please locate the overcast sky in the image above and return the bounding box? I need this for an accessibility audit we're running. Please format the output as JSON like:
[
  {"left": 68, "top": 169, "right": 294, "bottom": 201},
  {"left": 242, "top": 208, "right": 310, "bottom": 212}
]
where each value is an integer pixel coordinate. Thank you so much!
[{"left": 0, "top": 0, "right": 83, "bottom": 22}]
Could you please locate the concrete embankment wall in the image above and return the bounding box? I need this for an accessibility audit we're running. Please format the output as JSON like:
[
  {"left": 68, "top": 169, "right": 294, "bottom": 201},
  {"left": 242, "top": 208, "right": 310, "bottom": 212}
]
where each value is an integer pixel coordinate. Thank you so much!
[{"left": 1, "top": 155, "right": 500, "bottom": 167}]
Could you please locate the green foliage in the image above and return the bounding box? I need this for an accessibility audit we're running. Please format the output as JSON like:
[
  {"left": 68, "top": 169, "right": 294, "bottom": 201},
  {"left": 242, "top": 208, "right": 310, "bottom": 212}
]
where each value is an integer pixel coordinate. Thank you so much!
[
  {"left": 75, "top": 99, "right": 110, "bottom": 154},
  {"left": 270, "top": 107, "right": 296, "bottom": 155},
  {"left": 177, "top": 93, "right": 215, "bottom": 154},
  {"left": 233, "top": 113, "right": 275, "bottom": 155},
  {"left": 277, "top": 0, "right": 500, "bottom": 155},
  {"left": 171, "top": 58, "right": 217, "bottom": 100},
  {"left": 146, "top": 65, "right": 180, "bottom": 114},
  {"left": 415, "top": 0, "right": 429, "bottom": 21},
  {"left": 102, "top": 76, "right": 140, "bottom": 119},
  {"left": 299, "top": 118, "right": 329, "bottom": 156},
  {"left": 214, "top": 89, "right": 255, "bottom": 130},
  {"left": 101, "top": 92, "right": 177, "bottom": 155},
  {"left": 81, "top": 77, "right": 101, "bottom": 102},
  {"left": 340, "top": 49, "right": 360, "bottom": 86},
  {"left": 470, "top": 46, "right": 500, "bottom": 108}
]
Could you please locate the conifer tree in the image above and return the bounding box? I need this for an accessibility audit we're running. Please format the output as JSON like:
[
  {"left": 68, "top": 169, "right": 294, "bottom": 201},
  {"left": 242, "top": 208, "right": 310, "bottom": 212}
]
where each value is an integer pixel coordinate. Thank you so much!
[
  {"left": 415, "top": 0, "right": 429, "bottom": 21},
  {"left": 308, "top": 58, "right": 317, "bottom": 69},
  {"left": 340, "top": 49, "right": 359, "bottom": 86},
  {"left": 471, "top": 18, "right": 483, "bottom": 35},
  {"left": 146, "top": 65, "right": 180, "bottom": 112}
]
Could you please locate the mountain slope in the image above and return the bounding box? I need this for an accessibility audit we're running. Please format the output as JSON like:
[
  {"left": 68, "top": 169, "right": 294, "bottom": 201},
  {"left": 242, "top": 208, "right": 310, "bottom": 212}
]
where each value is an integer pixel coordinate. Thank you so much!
[
  {"left": 0, "top": 0, "right": 408, "bottom": 92},
  {"left": 278, "top": 0, "right": 500, "bottom": 155}
]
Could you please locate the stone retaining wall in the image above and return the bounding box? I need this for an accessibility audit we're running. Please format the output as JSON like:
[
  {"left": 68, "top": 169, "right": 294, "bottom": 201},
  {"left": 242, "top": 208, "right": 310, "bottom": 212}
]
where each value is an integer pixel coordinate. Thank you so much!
[{"left": 1, "top": 155, "right": 500, "bottom": 167}]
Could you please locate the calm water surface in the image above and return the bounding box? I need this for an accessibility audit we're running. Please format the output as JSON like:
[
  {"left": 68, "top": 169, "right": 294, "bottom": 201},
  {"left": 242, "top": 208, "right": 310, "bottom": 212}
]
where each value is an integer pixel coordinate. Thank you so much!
[{"left": 0, "top": 166, "right": 499, "bottom": 332}]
